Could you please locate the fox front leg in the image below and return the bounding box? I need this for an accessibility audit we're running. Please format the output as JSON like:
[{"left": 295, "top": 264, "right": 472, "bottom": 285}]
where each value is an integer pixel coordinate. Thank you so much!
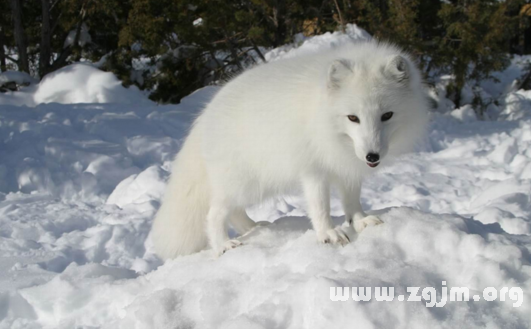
[
  {"left": 339, "top": 183, "right": 383, "bottom": 233},
  {"left": 302, "top": 174, "right": 349, "bottom": 246}
]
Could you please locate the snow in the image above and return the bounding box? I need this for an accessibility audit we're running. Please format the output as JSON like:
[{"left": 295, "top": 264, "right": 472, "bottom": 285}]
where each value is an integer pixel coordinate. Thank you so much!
[
  {"left": 0, "top": 64, "right": 149, "bottom": 107},
  {"left": 34, "top": 64, "right": 149, "bottom": 105},
  {"left": 63, "top": 23, "right": 92, "bottom": 49},
  {"left": 106, "top": 165, "right": 167, "bottom": 208},
  {"left": 193, "top": 18, "right": 203, "bottom": 27},
  {"left": 450, "top": 104, "right": 477, "bottom": 122},
  {"left": 265, "top": 24, "right": 371, "bottom": 62},
  {"left": 1, "top": 24, "right": 531, "bottom": 328},
  {"left": 0, "top": 71, "right": 37, "bottom": 87}
]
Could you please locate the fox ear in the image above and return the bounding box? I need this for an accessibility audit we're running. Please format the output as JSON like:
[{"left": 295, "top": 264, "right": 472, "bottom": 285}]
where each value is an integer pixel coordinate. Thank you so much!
[
  {"left": 385, "top": 55, "right": 409, "bottom": 83},
  {"left": 328, "top": 59, "right": 353, "bottom": 90}
]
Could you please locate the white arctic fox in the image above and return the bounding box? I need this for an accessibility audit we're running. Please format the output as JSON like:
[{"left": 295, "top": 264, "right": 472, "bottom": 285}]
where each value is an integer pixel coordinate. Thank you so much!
[{"left": 152, "top": 41, "right": 429, "bottom": 259}]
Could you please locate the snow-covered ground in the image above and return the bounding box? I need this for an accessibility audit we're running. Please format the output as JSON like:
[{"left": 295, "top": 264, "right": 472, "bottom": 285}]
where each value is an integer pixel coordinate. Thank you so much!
[{"left": 1, "top": 26, "right": 531, "bottom": 328}]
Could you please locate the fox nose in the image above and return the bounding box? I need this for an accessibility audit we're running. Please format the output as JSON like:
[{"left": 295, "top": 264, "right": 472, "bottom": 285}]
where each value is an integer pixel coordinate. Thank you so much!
[{"left": 366, "top": 153, "right": 380, "bottom": 163}]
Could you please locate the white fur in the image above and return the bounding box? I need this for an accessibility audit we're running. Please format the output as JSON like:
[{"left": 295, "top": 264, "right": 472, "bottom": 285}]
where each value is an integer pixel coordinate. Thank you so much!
[{"left": 151, "top": 41, "right": 429, "bottom": 259}]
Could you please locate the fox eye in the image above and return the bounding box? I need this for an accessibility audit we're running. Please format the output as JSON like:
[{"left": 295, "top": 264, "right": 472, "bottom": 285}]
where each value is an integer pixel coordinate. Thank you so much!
[
  {"left": 381, "top": 111, "right": 394, "bottom": 122},
  {"left": 347, "top": 115, "right": 360, "bottom": 123}
]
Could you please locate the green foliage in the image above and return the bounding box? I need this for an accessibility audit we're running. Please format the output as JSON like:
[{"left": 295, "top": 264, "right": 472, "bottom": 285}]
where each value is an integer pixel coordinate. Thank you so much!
[
  {"left": 331, "top": 0, "right": 523, "bottom": 109},
  {"left": 437, "top": 0, "right": 521, "bottom": 107},
  {"left": 0, "top": 0, "right": 527, "bottom": 106}
]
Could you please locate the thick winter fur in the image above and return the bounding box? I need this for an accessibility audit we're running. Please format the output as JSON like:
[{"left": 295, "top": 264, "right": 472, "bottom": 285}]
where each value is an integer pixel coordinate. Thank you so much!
[{"left": 151, "top": 40, "right": 429, "bottom": 259}]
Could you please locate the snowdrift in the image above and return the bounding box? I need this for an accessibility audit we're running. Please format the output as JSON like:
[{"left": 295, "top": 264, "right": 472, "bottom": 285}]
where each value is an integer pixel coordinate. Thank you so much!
[
  {"left": 0, "top": 63, "right": 150, "bottom": 107},
  {"left": 16, "top": 208, "right": 531, "bottom": 328},
  {"left": 34, "top": 64, "right": 149, "bottom": 105}
]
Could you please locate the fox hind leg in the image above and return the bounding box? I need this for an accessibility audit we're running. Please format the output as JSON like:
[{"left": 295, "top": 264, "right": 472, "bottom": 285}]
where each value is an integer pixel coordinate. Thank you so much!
[
  {"left": 206, "top": 204, "right": 242, "bottom": 256},
  {"left": 229, "top": 208, "right": 257, "bottom": 235}
]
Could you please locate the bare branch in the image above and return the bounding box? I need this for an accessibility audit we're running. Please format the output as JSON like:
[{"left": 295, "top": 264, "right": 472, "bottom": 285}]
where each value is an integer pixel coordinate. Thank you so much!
[{"left": 333, "top": 0, "right": 346, "bottom": 33}]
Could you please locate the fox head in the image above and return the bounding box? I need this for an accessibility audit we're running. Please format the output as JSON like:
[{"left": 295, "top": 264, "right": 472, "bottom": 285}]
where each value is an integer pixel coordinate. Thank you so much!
[{"left": 325, "top": 51, "right": 428, "bottom": 168}]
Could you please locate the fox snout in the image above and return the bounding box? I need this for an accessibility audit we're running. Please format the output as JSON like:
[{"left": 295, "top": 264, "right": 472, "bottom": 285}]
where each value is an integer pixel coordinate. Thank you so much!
[
  {"left": 354, "top": 133, "right": 386, "bottom": 168},
  {"left": 366, "top": 153, "right": 380, "bottom": 167}
]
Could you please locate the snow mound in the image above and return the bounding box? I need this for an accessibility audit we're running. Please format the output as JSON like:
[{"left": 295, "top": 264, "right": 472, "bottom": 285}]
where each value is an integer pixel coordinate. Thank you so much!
[
  {"left": 265, "top": 24, "right": 371, "bottom": 62},
  {"left": 0, "top": 71, "right": 38, "bottom": 87},
  {"left": 17, "top": 208, "right": 531, "bottom": 328},
  {"left": 34, "top": 64, "right": 149, "bottom": 104},
  {"left": 106, "top": 166, "right": 168, "bottom": 209}
]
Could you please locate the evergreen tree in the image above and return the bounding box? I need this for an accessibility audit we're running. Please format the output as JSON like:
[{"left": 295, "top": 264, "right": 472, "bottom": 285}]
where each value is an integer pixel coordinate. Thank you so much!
[
  {"left": 0, "top": 0, "right": 527, "bottom": 107},
  {"left": 438, "top": 0, "right": 521, "bottom": 108}
]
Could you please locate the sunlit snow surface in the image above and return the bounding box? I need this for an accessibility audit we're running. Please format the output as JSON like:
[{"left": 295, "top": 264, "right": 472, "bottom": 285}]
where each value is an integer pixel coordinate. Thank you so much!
[{"left": 1, "top": 26, "right": 531, "bottom": 328}]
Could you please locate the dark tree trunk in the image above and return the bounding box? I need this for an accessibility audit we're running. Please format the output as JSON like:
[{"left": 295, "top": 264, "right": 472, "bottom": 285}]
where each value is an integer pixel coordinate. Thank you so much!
[
  {"left": 251, "top": 41, "right": 266, "bottom": 62},
  {"left": 51, "top": 1, "right": 87, "bottom": 71},
  {"left": 40, "top": 0, "right": 51, "bottom": 77},
  {"left": 524, "top": 18, "right": 531, "bottom": 54},
  {"left": 453, "top": 88, "right": 461, "bottom": 109},
  {"left": 0, "top": 29, "right": 6, "bottom": 72},
  {"left": 10, "top": 0, "right": 29, "bottom": 73},
  {"left": 273, "top": 0, "right": 287, "bottom": 47},
  {"left": 50, "top": 19, "right": 82, "bottom": 71}
]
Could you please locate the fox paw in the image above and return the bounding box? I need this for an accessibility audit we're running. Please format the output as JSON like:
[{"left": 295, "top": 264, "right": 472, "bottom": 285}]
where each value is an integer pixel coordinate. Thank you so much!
[
  {"left": 255, "top": 221, "right": 270, "bottom": 227},
  {"left": 240, "top": 221, "right": 270, "bottom": 239},
  {"left": 317, "top": 227, "right": 350, "bottom": 246},
  {"left": 215, "top": 239, "right": 242, "bottom": 256},
  {"left": 353, "top": 215, "right": 383, "bottom": 233}
]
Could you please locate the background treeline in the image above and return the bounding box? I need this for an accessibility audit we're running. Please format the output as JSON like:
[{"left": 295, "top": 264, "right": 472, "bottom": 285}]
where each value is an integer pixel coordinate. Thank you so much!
[{"left": 0, "top": 0, "right": 530, "bottom": 106}]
